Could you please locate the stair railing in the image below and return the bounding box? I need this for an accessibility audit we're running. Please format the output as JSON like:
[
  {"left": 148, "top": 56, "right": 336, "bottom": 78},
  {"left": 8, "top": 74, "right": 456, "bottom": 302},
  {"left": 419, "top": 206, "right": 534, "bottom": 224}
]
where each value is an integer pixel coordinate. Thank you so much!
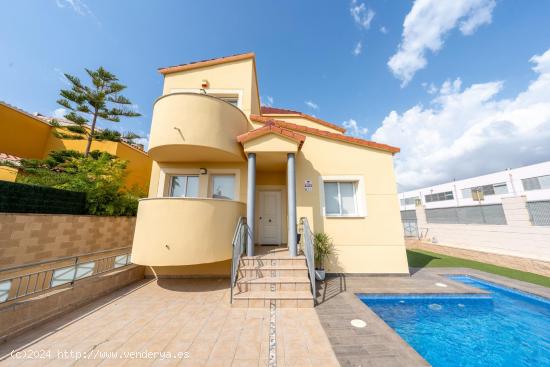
[
  {"left": 299, "top": 217, "right": 316, "bottom": 305},
  {"left": 230, "top": 217, "right": 248, "bottom": 304}
]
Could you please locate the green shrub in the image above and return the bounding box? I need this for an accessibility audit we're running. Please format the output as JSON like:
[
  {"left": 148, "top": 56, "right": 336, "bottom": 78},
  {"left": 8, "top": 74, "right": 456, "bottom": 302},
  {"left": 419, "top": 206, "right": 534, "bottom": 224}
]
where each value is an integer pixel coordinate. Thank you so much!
[
  {"left": 94, "top": 129, "right": 122, "bottom": 142},
  {"left": 313, "top": 232, "right": 334, "bottom": 269},
  {"left": 17, "top": 150, "right": 144, "bottom": 216},
  {"left": 66, "top": 125, "right": 86, "bottom": 134}
]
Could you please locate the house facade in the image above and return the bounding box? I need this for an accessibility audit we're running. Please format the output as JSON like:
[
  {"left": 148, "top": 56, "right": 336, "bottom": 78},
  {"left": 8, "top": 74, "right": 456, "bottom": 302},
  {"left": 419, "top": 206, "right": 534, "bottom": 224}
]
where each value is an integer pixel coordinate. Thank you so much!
[{"left": 131, "top": 53, "right": 408, "bottom": 278}]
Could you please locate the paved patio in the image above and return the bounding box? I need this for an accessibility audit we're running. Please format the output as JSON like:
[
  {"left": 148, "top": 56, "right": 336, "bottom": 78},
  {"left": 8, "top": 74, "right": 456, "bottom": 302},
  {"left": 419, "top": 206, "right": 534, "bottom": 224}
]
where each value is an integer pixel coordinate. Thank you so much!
[{"left": 0, "top": 279, "right": 338, "bottom": 366}]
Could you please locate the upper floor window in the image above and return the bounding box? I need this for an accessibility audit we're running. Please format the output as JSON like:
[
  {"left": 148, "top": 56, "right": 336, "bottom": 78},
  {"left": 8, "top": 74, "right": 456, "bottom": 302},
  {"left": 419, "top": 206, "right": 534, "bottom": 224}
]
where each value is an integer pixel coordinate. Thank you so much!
[
  {"left": 170, "top": 175, "right": 199, "bottom": 198},
  {"left": 215, "top": 95, "right": 239, "bottom": 107},
  {"left": 211, "top": 175, "right": 236, "bottom": 200},
  {"left": 425, "top": 191, "right": 454, "bottom": 203},
  {"left": 522, "top": 175, "right": 550, "bottom": 191},
  {"left": 462, "top": 182, "right": 508, "bottom": 198},
  {"left": 400, "top": 197, "right": 419, "bottom": 206}
]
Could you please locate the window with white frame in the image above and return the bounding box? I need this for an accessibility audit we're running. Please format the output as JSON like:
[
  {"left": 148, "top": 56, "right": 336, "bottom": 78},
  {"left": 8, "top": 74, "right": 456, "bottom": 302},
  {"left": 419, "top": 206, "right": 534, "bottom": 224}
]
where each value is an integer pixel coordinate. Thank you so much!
[
  {"left": 211, "top": 175, "right": 236, "bottom": 200},
  {"left": 169, "top": 175, "right": 199, "bottom": 197},
  {"left": 324, "top": 181, "right": 358, "bottom": 216}
]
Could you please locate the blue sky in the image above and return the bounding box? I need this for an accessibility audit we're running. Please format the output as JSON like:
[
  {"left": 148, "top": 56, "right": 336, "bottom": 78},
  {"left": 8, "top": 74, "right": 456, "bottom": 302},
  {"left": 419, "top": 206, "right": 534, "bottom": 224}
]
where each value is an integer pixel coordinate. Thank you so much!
[{"left": 1, "top": 1, "right": 550, "bottom": 189}]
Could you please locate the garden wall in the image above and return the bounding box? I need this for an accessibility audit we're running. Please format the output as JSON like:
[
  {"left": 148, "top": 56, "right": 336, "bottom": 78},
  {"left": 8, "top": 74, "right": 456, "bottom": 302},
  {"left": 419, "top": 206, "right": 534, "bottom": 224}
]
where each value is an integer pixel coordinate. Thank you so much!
[
  {"left": 413, "top": 196, "right": 550, "bottom": 275},
  {"left": 0, "top": 213, "right": 136, "bottom": 267}
]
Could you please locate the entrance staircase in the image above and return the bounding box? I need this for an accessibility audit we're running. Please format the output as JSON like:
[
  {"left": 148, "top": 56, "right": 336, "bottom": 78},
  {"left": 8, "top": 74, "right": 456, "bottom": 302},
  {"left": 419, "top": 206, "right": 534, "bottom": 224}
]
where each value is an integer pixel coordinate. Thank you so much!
[{"left": 232, "top": 247, "right": 314, "bottom": 308}]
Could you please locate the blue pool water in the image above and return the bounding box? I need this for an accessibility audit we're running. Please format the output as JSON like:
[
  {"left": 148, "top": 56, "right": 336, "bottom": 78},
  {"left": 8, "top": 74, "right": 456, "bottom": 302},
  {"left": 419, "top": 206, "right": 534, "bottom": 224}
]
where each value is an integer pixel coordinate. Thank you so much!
[{"left": 359, "top": 276, "right": 550, "bottom": 367}]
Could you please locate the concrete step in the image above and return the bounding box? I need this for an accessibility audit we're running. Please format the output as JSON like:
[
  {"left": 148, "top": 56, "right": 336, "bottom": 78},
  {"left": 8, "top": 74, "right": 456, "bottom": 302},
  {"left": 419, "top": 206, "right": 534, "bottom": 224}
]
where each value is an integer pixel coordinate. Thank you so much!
[
  {"left": 236, "top": 276, "right": 311, "bottom": 292},
  {"left": 238, "top": 265, "right": 309, "bottom": 278},
  {"left": 232, "top": 291, "right": 314, "bottom": 308},
  {"left": 239, "top": 257, "right": 307, "bottom": 267}
]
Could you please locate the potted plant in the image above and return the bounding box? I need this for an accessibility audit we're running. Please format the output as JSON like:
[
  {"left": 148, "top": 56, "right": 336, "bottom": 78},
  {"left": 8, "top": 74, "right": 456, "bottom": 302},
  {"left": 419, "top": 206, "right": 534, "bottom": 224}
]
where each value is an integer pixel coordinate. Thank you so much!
[{"left": 313, "top": 232, "right": 333, "bottom": 281}]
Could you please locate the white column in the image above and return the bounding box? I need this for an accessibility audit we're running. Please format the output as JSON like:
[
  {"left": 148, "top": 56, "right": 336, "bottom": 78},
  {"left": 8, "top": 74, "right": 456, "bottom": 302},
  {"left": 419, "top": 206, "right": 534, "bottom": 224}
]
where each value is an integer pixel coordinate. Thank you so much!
[
  {"left": 247, "top": 153, "right": 256, "bottom": 256},
  {"left": 287, "top": 153, "right": 297, "bottom": 257}
]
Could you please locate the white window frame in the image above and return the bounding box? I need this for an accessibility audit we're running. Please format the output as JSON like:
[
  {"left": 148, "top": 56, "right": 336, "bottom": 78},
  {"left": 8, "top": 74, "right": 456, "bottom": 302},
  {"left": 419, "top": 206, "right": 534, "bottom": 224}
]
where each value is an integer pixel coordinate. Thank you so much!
[
  {"left": 157, "top": 167, "right": 241, "bottom": 201},
  {"left": 169, "top": 175, "right": 200, "bottom": 197},
  {"left": 210, "top": 174, "right": 237, "bottom": 200},
  {"left": 170, "top": 88, "right": 243, "bottom": 109},
  {"left": 319, "top": 175, "right": 367, "bottom": 218}
]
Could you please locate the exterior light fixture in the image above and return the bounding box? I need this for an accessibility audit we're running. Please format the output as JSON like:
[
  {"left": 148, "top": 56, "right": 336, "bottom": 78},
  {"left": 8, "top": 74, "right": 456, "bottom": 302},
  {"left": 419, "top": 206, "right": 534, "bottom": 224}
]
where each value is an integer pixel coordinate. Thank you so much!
[
  {"left": 201, "top": 79, "right": 209, "bottom": 89},
  {"left": 199, "top": 168, "right": 207, "bottom": 175}
]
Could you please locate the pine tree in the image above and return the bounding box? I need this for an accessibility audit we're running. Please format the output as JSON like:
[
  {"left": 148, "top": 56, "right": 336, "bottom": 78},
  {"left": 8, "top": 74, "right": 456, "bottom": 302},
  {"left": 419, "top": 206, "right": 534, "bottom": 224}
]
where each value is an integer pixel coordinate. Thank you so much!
[{"left": 57, "top": 67, "right": 141, "bottom": 156}]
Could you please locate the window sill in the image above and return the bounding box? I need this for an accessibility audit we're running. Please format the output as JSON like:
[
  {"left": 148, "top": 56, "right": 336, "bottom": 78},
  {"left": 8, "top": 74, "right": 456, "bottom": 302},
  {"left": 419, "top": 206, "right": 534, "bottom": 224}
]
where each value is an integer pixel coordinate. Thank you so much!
[{"left": 325, "top": 215, "right": 366, "bottom": 219}]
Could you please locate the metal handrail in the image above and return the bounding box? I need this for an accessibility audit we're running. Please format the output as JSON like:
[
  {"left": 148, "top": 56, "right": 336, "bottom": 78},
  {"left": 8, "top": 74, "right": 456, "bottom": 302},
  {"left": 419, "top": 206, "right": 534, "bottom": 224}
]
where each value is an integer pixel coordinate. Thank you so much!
[
  {"left": 230, "top": 217, "right": 248, "bottom": 304},
  {"left": 299, "top": 217, "right": 316, "bottom": 305},
  {"left": 0, "top": 249, "right": 132, "bottom": 305}
]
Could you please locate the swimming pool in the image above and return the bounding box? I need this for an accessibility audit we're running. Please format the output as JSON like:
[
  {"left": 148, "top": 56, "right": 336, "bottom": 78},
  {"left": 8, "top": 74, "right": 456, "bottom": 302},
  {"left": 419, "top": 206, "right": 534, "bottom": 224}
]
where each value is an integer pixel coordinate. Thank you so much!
[{"left": 359, "top": 275, "right": 550, "bottom": 367}]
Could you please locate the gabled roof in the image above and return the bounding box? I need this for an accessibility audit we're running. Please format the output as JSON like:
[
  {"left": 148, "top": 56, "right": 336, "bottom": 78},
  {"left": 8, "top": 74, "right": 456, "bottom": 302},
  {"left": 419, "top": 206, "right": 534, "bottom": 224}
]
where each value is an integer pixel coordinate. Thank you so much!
[
  {"left": 260, "top": 106, "right": 347, "bottom": 133},
  {"left": 237, "top": 121, "right": 306, "bottom": 150},
  {"left": 158, "top": 52, "right": 256, "bottom": 75},
  {"left": 250, "top": 115, "right": 400, "bottom": 154},
  {"left": 0, "top": 100, "right": 52, "bottom": 127}
]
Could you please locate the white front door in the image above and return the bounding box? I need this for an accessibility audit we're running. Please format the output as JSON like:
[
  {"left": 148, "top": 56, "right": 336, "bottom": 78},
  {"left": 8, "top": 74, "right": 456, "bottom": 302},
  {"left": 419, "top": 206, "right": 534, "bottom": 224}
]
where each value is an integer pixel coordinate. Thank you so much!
[{"left": 258, "top": 191, "right": 282, "bottom": 245}]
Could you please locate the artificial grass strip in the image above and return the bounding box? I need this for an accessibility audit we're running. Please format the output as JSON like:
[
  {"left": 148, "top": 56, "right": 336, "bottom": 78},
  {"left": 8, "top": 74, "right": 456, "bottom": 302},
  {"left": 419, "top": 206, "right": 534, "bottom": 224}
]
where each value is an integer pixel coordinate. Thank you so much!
[{"left": 406, "top": 249, "right": 550, "bottom": 288}]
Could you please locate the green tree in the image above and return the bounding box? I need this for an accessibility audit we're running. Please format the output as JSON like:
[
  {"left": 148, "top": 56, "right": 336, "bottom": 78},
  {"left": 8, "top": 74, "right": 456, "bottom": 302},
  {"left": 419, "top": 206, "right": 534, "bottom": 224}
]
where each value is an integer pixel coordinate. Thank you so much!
[
  {"left": 57, "top": 67, "right": 141, "bottom": 156},
  {"left": 17, "top": 150, "right": 144, "bottom": 216}
]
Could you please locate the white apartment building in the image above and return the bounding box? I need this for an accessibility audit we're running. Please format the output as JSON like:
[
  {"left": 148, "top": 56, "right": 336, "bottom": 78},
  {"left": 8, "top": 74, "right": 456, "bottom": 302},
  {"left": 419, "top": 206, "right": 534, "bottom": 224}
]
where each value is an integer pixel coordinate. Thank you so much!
[{"left": 399, "top": 161, "right": 550, "bottom": 211}]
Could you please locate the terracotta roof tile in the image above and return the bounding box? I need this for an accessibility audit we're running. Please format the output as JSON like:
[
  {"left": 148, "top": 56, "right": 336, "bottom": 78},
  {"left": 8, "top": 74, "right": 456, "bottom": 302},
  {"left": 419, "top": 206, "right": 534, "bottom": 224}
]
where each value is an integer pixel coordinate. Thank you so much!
[
  {"left": 158, "top": 52, "right": 255, "bottom": 75},
  {"left": 0, "top": 152, "right": 22, "bottom": 166},
  {"left": 237, "top": 121, "right": 306, "bottom": 150},
  {"left": 260, "top": 106, "right": 346, "bottom": 133},
  {"left": 250, "top": 114, "right": 400, "bottom": 154}
]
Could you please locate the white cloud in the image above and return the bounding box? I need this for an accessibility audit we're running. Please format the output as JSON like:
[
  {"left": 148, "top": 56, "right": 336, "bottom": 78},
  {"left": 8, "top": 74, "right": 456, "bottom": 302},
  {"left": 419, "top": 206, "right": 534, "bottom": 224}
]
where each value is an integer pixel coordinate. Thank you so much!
[
  {"left": 352, "top": 41, "right": 363, "bottom": 56},
  {"left": 56, "top": 0, "right": 101, "bottom": 25},
  {"left": 52, "top": 108, "right": 67, "bottom": 118},
  {"left": 350, "top": 0, "right": 375, "bottom": 30},
  {"left": 388, "top": 0, "right": 496, "bottom": 86},
  {"left": 305, "top": 100, "right": 319, "bottom": 110},
  {"left": 343, "top": 119, "right": 369, "bottom": 137},
  {"left": 261, "top": 96, "right": 274, "bottom": 107},
  {"left": 373, "top": 48, "right": 550, "bottom": 190},
  {"left": 54, "top": 67, "right": 70, "bottom": 86},
  {"left": 379, "top": 26, "right": 388, "bottom": 34}
]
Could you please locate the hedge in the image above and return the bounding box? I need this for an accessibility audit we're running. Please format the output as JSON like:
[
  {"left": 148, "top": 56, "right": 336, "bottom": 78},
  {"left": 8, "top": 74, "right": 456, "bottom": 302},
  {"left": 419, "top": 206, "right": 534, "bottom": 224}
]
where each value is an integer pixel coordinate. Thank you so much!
[{"left": 0, "top": 180, "right": 86, "bottom": 215}]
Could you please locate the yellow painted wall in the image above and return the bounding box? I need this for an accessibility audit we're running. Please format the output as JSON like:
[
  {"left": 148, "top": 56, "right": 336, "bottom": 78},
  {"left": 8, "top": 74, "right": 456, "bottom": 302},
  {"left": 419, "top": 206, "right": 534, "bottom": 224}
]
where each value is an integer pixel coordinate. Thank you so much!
[
  {"left": 162, "top": 58, "right": 259, "bottom": 118},
  {"left": 0, "top": 104, "right": 151, "bottom": 190},
  {"left": 295, "top": 134, "right": 409, "bottom": 274},
  {"left": 0, "top": 166, "right": 18, "bottom": 182},
  {"left": 144, "top": 260, "right": 231, "bottom": 278},
  {"left": 0, "top": 104, "right": 50, "bottom": 158},
  {"left": 243, "top": 134, "right": 299, "bottom": 153},
  {"left": 131, "top": 198, "right": 246, "bottom": 266}
]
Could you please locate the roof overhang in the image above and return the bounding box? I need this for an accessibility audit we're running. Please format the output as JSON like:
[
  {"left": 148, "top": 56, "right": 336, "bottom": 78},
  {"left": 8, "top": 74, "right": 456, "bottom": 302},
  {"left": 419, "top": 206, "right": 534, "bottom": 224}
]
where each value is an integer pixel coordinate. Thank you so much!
[
  {"left": 237, "top": 122, "right": 305, "bottom": 154},
  {"left": 158, "top": 52, "right": 256, "bottom": 75},
  {"left": 250, "top": 114, "right": 400, "bottom": 154}
]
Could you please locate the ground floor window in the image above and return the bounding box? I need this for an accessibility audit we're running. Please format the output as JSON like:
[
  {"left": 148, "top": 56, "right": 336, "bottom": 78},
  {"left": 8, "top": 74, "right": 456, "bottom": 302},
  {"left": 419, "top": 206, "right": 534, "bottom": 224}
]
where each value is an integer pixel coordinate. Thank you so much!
[
  {"left": 211, "top": 175, "right": 236, "bottom": 200},
  {"left": 170, "top": 175, "right": 199, "bottom": 197},
  {"left": 324, "top": 181, "right": 358, "bottom": 216}
]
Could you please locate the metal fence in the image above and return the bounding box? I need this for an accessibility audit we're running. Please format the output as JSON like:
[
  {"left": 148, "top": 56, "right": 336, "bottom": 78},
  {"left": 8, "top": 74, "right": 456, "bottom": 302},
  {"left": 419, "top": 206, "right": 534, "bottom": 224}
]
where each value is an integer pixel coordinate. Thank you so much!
[
  {"left": 527, "top": 200, "right": 550, "bottom": 226},
  {"left": 0, "top": 247, "right": 132, "bottom": 304},
  {"left": 426, "top": 204, "right": 507, "bottom": 225}
]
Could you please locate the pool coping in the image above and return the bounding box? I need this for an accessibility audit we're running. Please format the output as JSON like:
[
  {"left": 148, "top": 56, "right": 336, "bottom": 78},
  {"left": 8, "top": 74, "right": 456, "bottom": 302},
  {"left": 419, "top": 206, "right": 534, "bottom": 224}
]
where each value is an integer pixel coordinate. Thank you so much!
[{"left": 316, "top": 267, "right": 550, "bottom": 367}]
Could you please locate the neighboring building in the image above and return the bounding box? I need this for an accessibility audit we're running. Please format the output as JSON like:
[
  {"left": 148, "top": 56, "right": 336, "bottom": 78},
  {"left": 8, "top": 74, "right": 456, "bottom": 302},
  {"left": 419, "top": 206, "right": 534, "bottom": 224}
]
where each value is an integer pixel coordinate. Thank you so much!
[
  {"left": 400, "top": 162, "right": 550, "bottom": 266},
  {"left": 0, "top": 101, "right": 152, "bottom": 191},
  {"left": 399, "top": 161, "right": 550, "bottom": 211},
  {"left": 131, "top": 52, "right": 408, "bottom": 280}
]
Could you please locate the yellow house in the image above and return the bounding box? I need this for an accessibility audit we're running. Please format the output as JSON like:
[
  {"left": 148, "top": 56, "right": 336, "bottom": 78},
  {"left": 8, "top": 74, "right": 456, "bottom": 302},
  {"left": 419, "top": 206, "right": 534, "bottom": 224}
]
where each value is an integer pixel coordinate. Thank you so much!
[
  {"left": 131, "top": 53, "right": 409, "bottom": 305},
  {"left": 0, "top": 101, "right": 152, "bottom": 191}
]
